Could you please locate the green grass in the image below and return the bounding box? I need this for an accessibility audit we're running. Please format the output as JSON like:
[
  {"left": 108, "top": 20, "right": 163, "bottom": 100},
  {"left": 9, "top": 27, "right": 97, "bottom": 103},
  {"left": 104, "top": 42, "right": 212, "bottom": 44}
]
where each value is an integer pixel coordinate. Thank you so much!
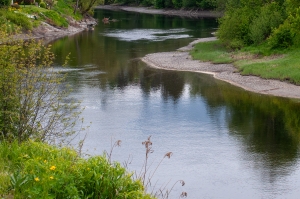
[
  {"left": 190, "top": 40, "right": 234, "bottom": 64},
  {"left": 53, "top": 0, "right": 82, "bottom": 21},
  {"left": 0, "top": 141, "right": 154, "bottom": 199},
  {"left": 191, "top": 40, "right": 300, "bottom": 85},
  {"left": 0, "top": 0, "right": 84, "bottom": 31}
]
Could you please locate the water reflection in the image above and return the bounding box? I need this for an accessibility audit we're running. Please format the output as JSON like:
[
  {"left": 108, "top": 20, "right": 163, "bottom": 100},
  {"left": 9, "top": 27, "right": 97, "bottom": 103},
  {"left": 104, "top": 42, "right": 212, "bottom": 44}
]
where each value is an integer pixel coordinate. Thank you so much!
[
  {"left": 102, "top": 28, "right": 191, "bottom": 41},
  {"left": 51, "top": 9, "right": 300, "bottom": 198}
]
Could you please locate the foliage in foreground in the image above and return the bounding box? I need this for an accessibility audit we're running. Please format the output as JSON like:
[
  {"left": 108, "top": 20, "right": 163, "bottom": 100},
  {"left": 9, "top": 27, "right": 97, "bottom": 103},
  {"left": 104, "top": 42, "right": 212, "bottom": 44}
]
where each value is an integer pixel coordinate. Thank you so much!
[
  {"left": 0, "top": 140, "right": 154, "bottom": 198},
  {"left": 0, "top": 27, "right": 82, "bottom": 143},
  {"left": 191, "top": 40, "right": 300, "bottom": 85}
]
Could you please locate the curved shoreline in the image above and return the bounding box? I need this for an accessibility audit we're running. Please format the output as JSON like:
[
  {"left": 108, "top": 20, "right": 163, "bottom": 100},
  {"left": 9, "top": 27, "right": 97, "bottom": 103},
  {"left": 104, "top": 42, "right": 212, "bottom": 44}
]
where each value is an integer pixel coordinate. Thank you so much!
[
  {"left": 141, "top": 37, "right": 300, "bottom": 100},
  {"left": 96, "top": 5, "right": 222, "bottom": 18}
]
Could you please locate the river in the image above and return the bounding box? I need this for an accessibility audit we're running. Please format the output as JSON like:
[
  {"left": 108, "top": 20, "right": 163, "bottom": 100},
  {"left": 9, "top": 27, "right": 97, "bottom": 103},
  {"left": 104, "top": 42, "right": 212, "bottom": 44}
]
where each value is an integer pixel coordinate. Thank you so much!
[{"left": 51, "top": 8, "right": 300, "bottom": 199}]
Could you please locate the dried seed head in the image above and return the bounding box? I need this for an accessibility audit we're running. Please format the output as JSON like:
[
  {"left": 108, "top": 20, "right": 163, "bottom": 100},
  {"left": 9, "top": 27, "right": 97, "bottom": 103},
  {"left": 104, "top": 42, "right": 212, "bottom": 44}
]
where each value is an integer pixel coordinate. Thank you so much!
[
  {"left": 142, "top": 139, "right": 152, "bottom": 149},
  {"left": 164, "top": 152, "right": 173, "bottom": 159},
  {"left": 180, "top": 180, "right": 185, "bottom": 186},
  {"left": 180, "top": 192, "right": 187, "bottom": 198},
  {"left": 116, "top": 140, "right": 121, "bottom": 146}
]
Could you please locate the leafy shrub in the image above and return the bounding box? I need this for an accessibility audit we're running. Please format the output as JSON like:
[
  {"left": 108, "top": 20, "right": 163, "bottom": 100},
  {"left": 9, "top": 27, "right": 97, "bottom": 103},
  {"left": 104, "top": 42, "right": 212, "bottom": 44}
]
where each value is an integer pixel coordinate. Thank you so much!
[
  {"left": 39, "top": 1, "right": 46, "bottom": 8},
  {"left": 5, "top": 11, "right": 33, "bottom": 30},
  {"left": 217, "top": 7, "right": 252, "bottom": 49},
  {"left": 249, "top": 2, "right": 284, "bottom": 45},
  {"left": 141, "top": 0, "right": 153, "bottom": 6},
  {"left": 0, "top": 141, "right": 154, "bottom": 198},
  {"left": 182, "top": 0, "right": 196, "bottom": 8},
  {"left": 196, "top": 0, "right": 214, "bottom": 10},
  {"left": 268, "top": 21, "right": 294, "bottom": 49},
  {"left": 172, "top": 0, "right": 182, "bottom": 8}
]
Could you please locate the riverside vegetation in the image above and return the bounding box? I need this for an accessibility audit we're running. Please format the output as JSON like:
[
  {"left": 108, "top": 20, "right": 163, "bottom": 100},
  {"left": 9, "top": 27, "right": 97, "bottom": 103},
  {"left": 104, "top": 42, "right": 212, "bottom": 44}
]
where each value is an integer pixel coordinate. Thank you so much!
[
  {"left": 0, "top": 25, "right": 163, "bottom": 198},
  {"left": 0, "top": 9, "right": 184, "bottom": 198},
  {"left": 191, "top": 0, "right": 300, "bottom": 85},
  {"left": 2, "top": 0, "right": 300, "bottom": 198},
  {"left": 0, "top": 0, "right": 102, "bottom": 32}
]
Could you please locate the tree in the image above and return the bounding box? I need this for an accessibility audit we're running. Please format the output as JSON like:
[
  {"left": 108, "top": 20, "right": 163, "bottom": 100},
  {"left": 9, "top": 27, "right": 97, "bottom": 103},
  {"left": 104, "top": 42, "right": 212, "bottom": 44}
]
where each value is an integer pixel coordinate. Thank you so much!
[
  {"left": 74, "top": 0, "right": 104, "bottom": 15},
  {"left": 0, "top": 26, "right": 82, "bottom": 144}
]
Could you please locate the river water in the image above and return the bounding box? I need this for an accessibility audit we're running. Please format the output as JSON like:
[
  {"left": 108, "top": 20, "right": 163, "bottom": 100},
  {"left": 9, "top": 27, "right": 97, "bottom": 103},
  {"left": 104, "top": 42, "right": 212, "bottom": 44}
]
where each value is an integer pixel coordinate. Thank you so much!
[{"left": 51, "top": 9, "right": 300, "bottom": 199}]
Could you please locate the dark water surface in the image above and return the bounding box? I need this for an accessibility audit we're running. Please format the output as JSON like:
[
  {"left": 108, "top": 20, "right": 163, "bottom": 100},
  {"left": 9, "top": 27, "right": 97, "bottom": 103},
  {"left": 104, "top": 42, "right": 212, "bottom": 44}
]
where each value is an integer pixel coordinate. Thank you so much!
[{"left": 51, "top": 9, "right": 300, "bottom": 199}]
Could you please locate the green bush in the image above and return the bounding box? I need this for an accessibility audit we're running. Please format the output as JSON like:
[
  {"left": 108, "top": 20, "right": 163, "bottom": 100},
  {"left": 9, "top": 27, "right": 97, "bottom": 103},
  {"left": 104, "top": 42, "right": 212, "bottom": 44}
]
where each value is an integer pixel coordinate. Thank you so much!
[
  {"left": 172, "top": 0, "right": 182, "bottom": 8},
  {"left": 268, "top": 22, "right": 294, "bottom": 49},
  {"left": 141, "top": 0, "right": 153, "bottom": 6},
  {"left": 217, "top": 7, "right": 252, "bottom": 49},
  {"left": 0, "top": 141, "right": 155, "bottom": 198},
  {"left": 5, "top": 11, "right": 33, "bottom": 30},
  {"left": 196, "top": 0, "right": 214, "bottom": 10},
  {"left": 249, "top": 2, "right": 284, "bottom": 45},
  {"left": 39, "top": 1, "right": 46, "bottom": 8},
  {"left": 182, "top": 0, "right": 195, "bottom": 8}
]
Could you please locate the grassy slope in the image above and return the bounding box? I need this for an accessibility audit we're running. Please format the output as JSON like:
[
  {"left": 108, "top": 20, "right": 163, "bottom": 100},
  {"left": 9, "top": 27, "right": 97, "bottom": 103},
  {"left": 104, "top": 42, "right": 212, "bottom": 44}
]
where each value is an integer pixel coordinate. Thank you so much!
[
  {"left": 190, "top": 40, "right": 300, "bottom": 85},
  {"left": 0, "top": 0, "right": 82, "bottom": 31}
]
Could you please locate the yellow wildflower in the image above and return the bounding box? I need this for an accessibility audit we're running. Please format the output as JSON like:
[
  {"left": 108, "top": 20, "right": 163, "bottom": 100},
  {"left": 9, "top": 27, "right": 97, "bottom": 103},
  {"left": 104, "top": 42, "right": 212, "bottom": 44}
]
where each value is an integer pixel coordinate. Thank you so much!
[
  {"left": 44, "top": 160, "right": 47, "bottom": 163},
  {"left": 49, "top": 176, "right": 54, "bottom": 180},
  {"left": 34, "top": 177, "right": 40, "bottom": 182},
  {"left": 50, "top": 166, "right": 56, "bottom": 171}
]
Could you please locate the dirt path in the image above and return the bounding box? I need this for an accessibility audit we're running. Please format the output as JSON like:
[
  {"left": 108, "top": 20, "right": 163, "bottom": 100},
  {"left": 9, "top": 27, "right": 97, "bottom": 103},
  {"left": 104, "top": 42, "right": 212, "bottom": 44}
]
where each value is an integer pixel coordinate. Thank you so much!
[{"left": 142, "top": 37, "right": 300, "bottom": 100}]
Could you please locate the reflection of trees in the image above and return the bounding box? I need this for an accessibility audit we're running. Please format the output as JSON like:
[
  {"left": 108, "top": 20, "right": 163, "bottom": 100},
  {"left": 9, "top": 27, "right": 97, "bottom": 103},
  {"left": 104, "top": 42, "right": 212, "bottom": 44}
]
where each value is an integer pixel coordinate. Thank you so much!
[
  {"left": 140, "top": 67, "right": 185, "bottom": 102},
  {"left": 49, "top": 8, "right": 300, "bottom": 183},
  {"left": 186, "top": 72, "right": 300, "bottom": 180}
]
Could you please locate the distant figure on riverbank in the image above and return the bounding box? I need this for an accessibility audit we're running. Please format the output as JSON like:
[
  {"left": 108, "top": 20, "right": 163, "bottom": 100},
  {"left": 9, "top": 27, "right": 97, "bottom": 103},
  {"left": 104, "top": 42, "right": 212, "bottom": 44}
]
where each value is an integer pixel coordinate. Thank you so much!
[
  {"left": 102, "top": 17, "right": 119, "bottom": 24},
  {"left": 102, "top": 17, "right": 110, "bottom": 24}
]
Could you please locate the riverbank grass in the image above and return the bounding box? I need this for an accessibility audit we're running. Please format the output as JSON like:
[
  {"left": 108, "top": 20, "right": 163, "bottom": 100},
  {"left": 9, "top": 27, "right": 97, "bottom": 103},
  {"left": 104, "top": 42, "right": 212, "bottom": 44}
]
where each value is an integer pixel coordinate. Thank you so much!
[
  {"left": 0, "top": 141, "right": 154, "bottom": 198},
  {"left": 190, "top": 40, "right": 233, "bottom": 64},
  {"left": 0, "top": 0, "right": 82, "bottom": 31},
  {"left": 191, "top": 40, "right": 300, "bottom": 85}
]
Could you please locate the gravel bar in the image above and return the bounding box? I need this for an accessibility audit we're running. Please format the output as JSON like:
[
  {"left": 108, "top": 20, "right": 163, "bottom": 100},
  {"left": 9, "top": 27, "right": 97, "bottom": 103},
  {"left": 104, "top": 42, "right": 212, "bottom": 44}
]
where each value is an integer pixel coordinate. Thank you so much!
[{"left": 141, "top": 37, "right": 300, "bottom": 100}]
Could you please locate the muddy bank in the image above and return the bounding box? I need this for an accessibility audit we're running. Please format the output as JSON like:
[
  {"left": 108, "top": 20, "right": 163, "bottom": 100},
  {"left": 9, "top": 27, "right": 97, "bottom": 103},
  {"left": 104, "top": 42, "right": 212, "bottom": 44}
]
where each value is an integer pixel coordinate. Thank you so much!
[
  {"left": 142, "top": 37, "right": 300, "bottom": 100},
  {"left": 96, "top": 5, "right": 221, "bottom": 18}
]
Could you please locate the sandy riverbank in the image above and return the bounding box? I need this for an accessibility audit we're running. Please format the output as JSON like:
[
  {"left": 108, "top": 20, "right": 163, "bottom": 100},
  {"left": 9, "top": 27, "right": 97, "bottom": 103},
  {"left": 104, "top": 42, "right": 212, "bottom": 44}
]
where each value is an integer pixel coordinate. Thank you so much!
[
  {"left": 142, "top": 37, "right": 300, "bottom": 100},
  {"left": 96, "top": 5, "right": 221, "bottom": 18}
]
